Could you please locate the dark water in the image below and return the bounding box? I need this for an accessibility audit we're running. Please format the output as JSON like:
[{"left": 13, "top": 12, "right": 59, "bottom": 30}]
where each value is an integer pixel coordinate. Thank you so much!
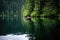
[
  {"left": 0, "top": 16, "right": 60, "bottom": 40},
  {"left": 0, "top": 0, "right": 60, "bottom": 40}
]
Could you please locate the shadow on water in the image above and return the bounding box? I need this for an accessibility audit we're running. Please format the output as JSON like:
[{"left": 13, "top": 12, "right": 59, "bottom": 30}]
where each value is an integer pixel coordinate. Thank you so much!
[{"left": 21, "top": 16, "right": 60, "bottom": 40}]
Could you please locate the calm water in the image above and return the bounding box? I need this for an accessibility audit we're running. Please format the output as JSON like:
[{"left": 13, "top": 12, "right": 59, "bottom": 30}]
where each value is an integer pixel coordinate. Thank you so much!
[{"left": 0, "top": 16, "right": 60, "bottom": 40}]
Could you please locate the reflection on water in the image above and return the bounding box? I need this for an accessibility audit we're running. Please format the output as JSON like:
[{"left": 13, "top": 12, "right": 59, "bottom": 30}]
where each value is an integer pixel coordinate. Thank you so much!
[
  {"left": 0, "top": 34, "right": 30, "bottom": 40},
  {"left": 0, "top": 16, "right": 60, "bottom": 40},
  {"left": 21, "top": 16, "right": 60, "bottom": 40}
]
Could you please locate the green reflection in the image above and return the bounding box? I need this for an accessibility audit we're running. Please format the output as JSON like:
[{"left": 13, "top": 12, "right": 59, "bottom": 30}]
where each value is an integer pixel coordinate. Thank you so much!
[
  {"left": 21, "top": 0, "right": 60, "bottom": 40},
  {"left": 22, "top": 16, "right": 59, "bottom": 40}
]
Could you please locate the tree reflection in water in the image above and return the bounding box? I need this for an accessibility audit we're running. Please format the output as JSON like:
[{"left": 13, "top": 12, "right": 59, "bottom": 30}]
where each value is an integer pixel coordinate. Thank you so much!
[{"left": 22, "top": 16, "right": 60, "bottom": 40}]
